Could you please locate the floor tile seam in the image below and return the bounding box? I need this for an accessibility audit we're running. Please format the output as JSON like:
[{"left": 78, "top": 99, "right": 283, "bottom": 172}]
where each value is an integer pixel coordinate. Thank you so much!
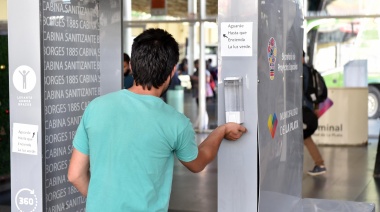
[{"left": 353, "top": 178, "right": 379, "bottom": 202}]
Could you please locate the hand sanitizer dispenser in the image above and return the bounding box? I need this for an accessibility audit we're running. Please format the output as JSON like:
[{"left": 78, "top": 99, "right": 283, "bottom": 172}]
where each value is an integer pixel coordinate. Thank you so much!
[{"left": 224, "top": 77, "right": 244, "bottom": 124}]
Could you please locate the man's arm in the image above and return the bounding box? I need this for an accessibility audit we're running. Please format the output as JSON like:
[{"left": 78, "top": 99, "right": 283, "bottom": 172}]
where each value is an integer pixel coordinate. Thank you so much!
[
  {"left": 68, "top": 149, "right": 90, "bottom": 197},
  {"left": 180, "top": 123, "right": 247, "bottom": 173}
]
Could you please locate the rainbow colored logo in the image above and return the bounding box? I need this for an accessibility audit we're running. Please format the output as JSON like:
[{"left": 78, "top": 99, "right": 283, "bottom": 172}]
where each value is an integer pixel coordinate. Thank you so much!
[
  {"left": 267, "top": 113, "right": 278, "bottom": 139},
  {"left": 267, "top": 37, "right": 277, "bottom": 80}
]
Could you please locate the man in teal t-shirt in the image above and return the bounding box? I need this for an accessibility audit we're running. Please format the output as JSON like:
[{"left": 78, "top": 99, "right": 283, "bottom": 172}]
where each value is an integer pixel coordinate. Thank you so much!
[{"left": 68, "top": 28, "right": 247, "bottom": 211}]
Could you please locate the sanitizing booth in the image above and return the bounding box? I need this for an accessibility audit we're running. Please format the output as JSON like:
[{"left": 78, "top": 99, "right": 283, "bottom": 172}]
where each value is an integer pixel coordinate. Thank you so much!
[
  {"left": 217, "top": 0, "right": 375, "bottom": 211},
  {"left": 8, "top": 0, "right": 376, "bottom": 211}
]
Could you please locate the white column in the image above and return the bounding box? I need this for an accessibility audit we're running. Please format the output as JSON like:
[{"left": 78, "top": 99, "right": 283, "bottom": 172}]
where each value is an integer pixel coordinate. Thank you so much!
[
  {"left": 123, "top": 0, "right": 132, "bottom": 55},
  {"left": 198, "top": 0, "right": 207, "bottom": 130},
  {"left": 188, "top": 0, "right": 196, "bottom": 75},
  {"left": 303, "top": 0, "right": 308, "bottom": 55}
]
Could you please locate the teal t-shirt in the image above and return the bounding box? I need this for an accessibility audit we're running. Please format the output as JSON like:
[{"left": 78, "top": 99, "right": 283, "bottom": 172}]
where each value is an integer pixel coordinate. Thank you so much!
[{"left": 73, "top": 90, "right": 198, "bottom": 211}]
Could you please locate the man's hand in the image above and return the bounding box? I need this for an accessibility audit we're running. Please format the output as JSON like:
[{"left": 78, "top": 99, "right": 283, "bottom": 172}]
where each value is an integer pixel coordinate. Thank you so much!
[
  {"left": 223, "top": 123, "right": 248, "bottom": 141},
  {"left": 180, "top": 123, "right": 247, "bottom": 173}
]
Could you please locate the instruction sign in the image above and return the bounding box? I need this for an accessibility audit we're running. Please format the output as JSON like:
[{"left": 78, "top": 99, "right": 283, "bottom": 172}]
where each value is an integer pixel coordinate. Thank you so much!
[
  {"left": 221, "top": 22, "right": 253, "bottom": 57},
  {"left": 12, "top": 123, "right": 39, "bottom": 155}
]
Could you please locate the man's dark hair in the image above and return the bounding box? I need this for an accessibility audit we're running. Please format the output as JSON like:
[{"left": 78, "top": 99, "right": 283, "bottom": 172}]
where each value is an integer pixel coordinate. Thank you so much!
[
  {"left": 124, "top": 53, "right": 130, "bottom": 63},
  {"left": 131, "top": 28, "right": 179, "bottom": 90}
]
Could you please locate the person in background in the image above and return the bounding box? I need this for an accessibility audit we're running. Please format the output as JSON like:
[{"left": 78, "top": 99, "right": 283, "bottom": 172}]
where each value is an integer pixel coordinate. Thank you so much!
[
  {"left": 190, "top": 59, "right": 214, "bottom": 130},
  {"left": 162, "top": 67, "right": 181, "bottom": 102},
  {"left": 207, "top": 58, "right": 218, "bottom": 82},
  {"left": 206, "top": 59, "right": 217, "bottom": 99},
  {"left": 302, "top": 50, "right": 326, "bottom": 176},
  {"left": 68, "top": 28, "right": 247, "bottom": 211},
  {"left": 177, "top": 58, "right": 188, "bottom": 75},
  {"left": 123, "top": 53, "right": 133, "bottom": 89},
  {"left": 168, "top": 69, "right": 181, "bottom": 90},
  {"left": 190, "top": 59, "right": 214, "bottom": 105}
]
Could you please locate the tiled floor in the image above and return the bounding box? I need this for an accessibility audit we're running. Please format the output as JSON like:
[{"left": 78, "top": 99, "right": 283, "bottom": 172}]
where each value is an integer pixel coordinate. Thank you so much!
[
  {"left": 302, "top": 140, "right": 379, "bottom": 210},
  {"left": 1, "top": 90, "right": 379, "bottom": 211}
]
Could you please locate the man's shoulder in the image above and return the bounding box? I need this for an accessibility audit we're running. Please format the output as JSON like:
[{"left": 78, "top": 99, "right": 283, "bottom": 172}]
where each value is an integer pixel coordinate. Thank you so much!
[
  {"left": 100, "top": 89, "right": 123, "bottom": 98},
  {"left": 160, "top": 104, "right": 192, "bottom": 128},
  {"left": 88, "top": 90, "right": 124, "bottom": 106}
]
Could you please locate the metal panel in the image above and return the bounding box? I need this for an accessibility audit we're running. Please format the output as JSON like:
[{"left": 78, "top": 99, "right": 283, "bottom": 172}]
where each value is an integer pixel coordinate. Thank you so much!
[
  {"left": 257, "top": 1, "right": 304, "bottom": 211},
  {"left": 99, "top": 0, "right": 123, "bottom": 95}
]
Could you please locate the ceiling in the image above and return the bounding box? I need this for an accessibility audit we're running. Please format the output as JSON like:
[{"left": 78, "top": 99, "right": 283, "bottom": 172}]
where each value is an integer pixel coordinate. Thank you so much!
[
  {"left": 0, "top": 0, "right": 218, "bottom": 34},
  {"left": 132, "top": 0, "right": 218, "bottom": 18}
]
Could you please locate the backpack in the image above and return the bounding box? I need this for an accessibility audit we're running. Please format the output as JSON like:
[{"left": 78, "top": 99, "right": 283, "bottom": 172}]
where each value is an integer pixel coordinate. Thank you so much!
[
  {"left": 305, "top": 66, "right": 328, "bottom": 104},
  {"left": 302, "top": 106, "right": 318, "bottom": 139}
]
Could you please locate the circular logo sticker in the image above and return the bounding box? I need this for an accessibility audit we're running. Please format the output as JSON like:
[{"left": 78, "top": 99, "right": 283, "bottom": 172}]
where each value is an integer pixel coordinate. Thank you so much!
[
  {"left": 15, "top": 188, "right": 38, "bottom": 212},
  {"left": 13, "top": 65, "right": 37, "bottom": 93}
]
